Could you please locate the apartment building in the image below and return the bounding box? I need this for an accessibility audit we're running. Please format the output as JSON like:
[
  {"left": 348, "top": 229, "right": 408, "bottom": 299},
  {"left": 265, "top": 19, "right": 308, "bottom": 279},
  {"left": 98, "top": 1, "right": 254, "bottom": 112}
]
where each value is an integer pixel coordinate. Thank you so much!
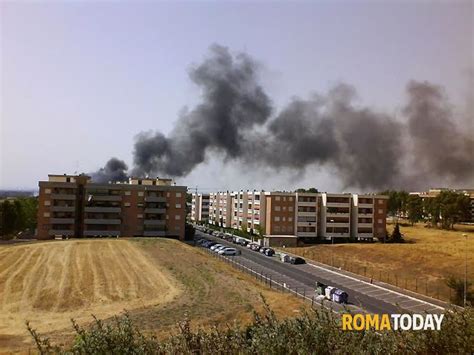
[
  {"left": 208, "top": 191, "right": 233, "bottom": 227},
  {"left": 319, "top": 193, "right": 352, "bottom": 240},
  {"left": 191, "top": 193, "right": 210, "bottom": 222},
  {"left": 37, "top": 174, "right": 187, "bottom": 240},
  {"left": 351, "top": 194, "right": 388, "bottom": 240},
  {"left": 295, "top": 192, "right": 319, "bottom": 239},
  {"left": 231, "top": 190, "right": 248, "bottom": 230},
  {"left": 246, "top": 190, "right": 266, "bottom": 234}
]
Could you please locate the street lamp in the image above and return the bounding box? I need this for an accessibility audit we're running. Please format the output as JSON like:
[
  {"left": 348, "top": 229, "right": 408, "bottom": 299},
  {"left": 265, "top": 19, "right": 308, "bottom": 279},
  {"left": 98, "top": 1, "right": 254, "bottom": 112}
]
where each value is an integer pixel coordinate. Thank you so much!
[
  {"left": 463, "top": 233, "right": 468, "bottom": 307},
  {"left": 330, "top": 219, "right": 335, "bottom": 244}
]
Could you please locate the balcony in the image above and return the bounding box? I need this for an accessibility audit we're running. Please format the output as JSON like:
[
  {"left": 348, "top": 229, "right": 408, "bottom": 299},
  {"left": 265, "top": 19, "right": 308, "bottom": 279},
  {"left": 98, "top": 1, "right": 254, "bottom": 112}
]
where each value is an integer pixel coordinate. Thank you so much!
[
  {"left": 84, "top": 219, "right": 121, "bottom": 225},
  {"left": 326, "top": 222, "right": 349, "bottom": 228},
  {"left": 298, "top": 211, "right": 316, "bottom": 217},
  {"left": 85, "top": 207, "right": 121, "bottom": 213},
  {"left": 143, "top": 231, "right": 166, "bottom": 237},
  {"left": 143, "top": 219, "right": 166, "bottom": 226},
  {"left": 48, "top": 230, "right": 74, "bottom": 236},
  {"left": 298, "top": 201, "right": 317, "bottom": 207},
  {"left": 50, "top": 218, "right": 75, "bottom": 224},
  {"left": 297, "top": 221, "right": 317, "bottom": 227},
  {"left": 358, "top": 223, "right": 373, "bottom": 228},
  {"left": 326, "top": 212, "right": 350, "bottom": 217},
  {"left": 90, "top": 195, "right": 122, "bottom": 202},
  {"left": 297, "top": 232, "right": 318, "bottom": 237},
  {"left": 51, "top": 194, "right": 76, "bottom": 200},
  {"left": 145, "top": 196, "right": 166, "bottom": 203},
  {"left": 51, "top": 206, "right": 75, "bottom": 212},
  {"left": 326, "top": 202, "right": 350, "bottom": 207},
  {"left": 358, "top": 203, "right": 373, "bottom": 208},
  {"left": 358, "top": 213, "right": 373, "bottom": 217},
  {"left": 144, "top": 208, "right": 166, "bottom": 214},
  {"left": 83, "top": 230, "right": 120, "bottom": 237},
  {"left": 357, "top": 232, "right": 374, "bottom": 238}
]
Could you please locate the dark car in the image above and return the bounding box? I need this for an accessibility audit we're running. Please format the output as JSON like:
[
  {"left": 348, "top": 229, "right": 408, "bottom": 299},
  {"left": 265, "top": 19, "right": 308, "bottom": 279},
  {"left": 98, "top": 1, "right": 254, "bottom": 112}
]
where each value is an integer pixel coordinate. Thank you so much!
[
  {"left": 259, "top": 247, "right": 268, "bottom": 254},
  {"left": 290, "top": 257, "right": 306, "bottom": 265},
  {"left": 264, "top": 248, "right": 275, "bottom": 257},
  {"left": 203, "top": 241, "right": 218, "bottom": 248}
]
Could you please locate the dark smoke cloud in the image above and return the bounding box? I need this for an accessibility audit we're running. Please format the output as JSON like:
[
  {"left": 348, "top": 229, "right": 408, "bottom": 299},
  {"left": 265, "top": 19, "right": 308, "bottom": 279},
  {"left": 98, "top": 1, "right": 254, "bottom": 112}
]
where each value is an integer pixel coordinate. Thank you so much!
[
  {"left": 91, "top": 158, "right": 128, "bottom": 183},
  {"left": 403, "top": 81, "right": 474, "bottom": 186},
  {"left": 93, "top": 45, "right": 473, "bottom": 190},
  {"left": 132, "top": 44, "right": 272, "bottom": 177}
]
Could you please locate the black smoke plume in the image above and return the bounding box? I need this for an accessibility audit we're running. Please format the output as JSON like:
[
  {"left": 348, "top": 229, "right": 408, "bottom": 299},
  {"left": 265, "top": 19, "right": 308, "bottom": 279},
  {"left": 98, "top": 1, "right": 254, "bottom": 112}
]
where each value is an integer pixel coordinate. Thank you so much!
[
  {"left": 91, "top": 158, "right": 128, "bottom": 183},
  {"left": 94, "top": 45, "right": 473, "bottom": 190}
]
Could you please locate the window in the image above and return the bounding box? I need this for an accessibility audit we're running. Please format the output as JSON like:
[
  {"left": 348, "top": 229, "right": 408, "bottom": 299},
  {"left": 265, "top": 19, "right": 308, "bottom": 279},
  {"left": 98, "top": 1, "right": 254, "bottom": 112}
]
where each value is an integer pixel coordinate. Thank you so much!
[
  {"left": 138, "top": 191, "right": 144, "bottom": 197},
  {"left": 137, "top": 203, "right": 144, "bottom": 207},
  {"left": 44, "top": 200, "right": 51, "bottom": 206},
  {"left": 281, "top": 226, "right": 286, "bottom": 232},
  {"left": 176, "top": 192, "right": 182, "bottom": 198},
  {"left": 175, "top": 215, "right": 181, "bottom": 220},
  {"left": 274, "top": 206, "right": 281, "bottom": 211},
  {"left": 167, "top": 192, "right": 170, "bottom": 197},
  {"left": 175, "top": 226, "right": 181, "bottom": 231},
  {"left": 288, "top": 217, "right": 293, "bottom": 222},
  {"left": 274, "top": 216, "right": 280, "bottom": 222},
  {"left": 43, "top": 212, "right": 50, "bottom": 217},
  {"left": 378, "top": 219, "right": 383, "bottom": 224},
  {"left": 289, "top": 206, "right": 293, "bottom": 212},
  {"left": 176, "top": 204, "right": 182, "bottom": 208},
  {"left": 282, "top": 206, "right": 286, "bottom": 211},
  {"left": 124, "top": 202, "right": 131, "bottom": 207},
  {"left": 45, "top": 188, "right": 51, "bottom": 194},
  {"left": 125, "top": 191, "right": 131, "bottom": 196},
  {"left": 378, "top": 209, "right": 383, "bottom": 214},
  {"left": 274, "top": 226, "right": 280, "bottom": 232},
  {"left": 378, "top": 200, "right": 383, "bottom": 205},
  {"left": 282, "top": 217, "right": 286, "bottom": 222},
  {"left": 275, "top": 196, "right": 281, "bottom": 201},
  {"left": 137, "top": 214, "right": 143, "bottom": 218},
  {"left": 289, "top": 197, "right": 293, "bottom": 201}
]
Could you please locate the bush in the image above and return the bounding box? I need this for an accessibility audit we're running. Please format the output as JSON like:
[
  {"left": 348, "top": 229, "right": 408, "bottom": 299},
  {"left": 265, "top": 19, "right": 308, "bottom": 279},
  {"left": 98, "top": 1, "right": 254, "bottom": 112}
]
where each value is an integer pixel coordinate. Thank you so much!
[{"left": 28, "top": 301, "right": 474, "bottom": 354}]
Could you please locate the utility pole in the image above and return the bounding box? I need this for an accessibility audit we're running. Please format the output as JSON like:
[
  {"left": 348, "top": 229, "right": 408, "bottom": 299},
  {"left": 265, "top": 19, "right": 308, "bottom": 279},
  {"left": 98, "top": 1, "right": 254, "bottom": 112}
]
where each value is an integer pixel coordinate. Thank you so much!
[{"left": 463, "top": 233, "right": 468, "bottom": 307}]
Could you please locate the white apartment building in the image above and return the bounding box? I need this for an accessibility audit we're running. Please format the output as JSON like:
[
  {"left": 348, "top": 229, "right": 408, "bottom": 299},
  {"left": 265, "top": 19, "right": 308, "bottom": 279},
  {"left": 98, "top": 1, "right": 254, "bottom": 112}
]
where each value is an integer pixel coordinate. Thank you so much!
[
  {"left": 209, "top": 191, "right": 233, "bottom": 227},
  {"left": 191, "top": 193, "right": 210, "bottom": 222}
]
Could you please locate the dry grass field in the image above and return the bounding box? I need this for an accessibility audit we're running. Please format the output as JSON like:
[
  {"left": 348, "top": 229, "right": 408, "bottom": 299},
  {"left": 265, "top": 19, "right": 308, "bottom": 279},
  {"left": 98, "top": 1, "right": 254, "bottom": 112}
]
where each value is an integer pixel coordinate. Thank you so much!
[
  {"left": 0, "top": 238, "right": 306, "bottom": 352},
  {"left": 285, "top": 223, "right": 474, "bottom": 302}
]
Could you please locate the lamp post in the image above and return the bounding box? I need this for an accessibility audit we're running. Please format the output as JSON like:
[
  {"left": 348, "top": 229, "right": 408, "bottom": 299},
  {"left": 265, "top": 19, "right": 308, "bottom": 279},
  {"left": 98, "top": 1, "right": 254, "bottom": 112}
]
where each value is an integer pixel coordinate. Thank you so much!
[
  {"left": 330, "top": 219, "right": 335, "bottom": 266},
  {"left": 463, "top": 233, "right": 468, "bottom": 307}
]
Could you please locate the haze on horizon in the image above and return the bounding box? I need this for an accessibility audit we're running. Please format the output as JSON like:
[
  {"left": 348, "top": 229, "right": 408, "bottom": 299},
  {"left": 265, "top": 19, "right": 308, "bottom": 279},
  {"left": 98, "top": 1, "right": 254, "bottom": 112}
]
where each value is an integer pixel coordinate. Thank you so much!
[{"left": 1, "top": 0, "right": 472, "bottom": 192}]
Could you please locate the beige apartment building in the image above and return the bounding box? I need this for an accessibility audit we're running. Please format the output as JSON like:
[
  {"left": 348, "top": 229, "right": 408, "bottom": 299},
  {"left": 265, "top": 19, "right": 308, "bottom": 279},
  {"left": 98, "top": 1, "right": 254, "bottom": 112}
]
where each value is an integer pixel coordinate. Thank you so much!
[
  {"left": 191, "top": 193, "right": 210, "bottom": 222},
  {"left": 37, "top": 174, "right": 187, "bottom": 240},
  {"left": 194, "top": 189, "right": 388, "bottom": 246},
  {"left": 209, "top": 191, "right": 233, "bottom": 227}
]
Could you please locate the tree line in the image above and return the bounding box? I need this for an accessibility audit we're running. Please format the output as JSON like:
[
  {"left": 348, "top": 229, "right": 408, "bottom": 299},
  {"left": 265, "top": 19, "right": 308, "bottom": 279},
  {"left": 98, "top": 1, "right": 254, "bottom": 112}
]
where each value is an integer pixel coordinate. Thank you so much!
[
  {"left": 380, "top": 190, "right": 471, "bottom": 229},
  {"left": 0, "top": 197, "right": 38, "bottom": 238}
]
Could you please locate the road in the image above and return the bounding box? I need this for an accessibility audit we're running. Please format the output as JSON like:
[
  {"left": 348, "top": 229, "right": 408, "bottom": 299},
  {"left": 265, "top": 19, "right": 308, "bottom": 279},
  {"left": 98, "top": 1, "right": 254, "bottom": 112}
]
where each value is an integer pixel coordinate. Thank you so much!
[{"left": 195, "top": 230, "right": 445, "bottom": 315}]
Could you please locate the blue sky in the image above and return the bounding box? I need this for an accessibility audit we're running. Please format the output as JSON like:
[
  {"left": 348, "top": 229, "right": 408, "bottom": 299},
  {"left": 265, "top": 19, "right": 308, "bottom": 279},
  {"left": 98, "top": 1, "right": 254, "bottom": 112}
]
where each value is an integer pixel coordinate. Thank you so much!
[{"left": 1, "top": 0, "right": 472, "bottom": 191}]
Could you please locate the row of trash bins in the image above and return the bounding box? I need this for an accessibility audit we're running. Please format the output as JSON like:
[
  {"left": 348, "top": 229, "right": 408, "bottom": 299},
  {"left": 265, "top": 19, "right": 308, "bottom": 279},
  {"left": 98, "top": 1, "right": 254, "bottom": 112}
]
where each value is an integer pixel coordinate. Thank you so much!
[{"left": 315, "top": 281, "right": 349, "bottom": 304}]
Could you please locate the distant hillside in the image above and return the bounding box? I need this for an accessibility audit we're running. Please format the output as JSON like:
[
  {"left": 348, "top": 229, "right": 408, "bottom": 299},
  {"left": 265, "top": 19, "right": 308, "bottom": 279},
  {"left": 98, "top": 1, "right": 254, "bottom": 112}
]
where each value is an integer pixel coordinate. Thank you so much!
[{"left": 0, "top": 190, "right": 36, "bottom": 199}]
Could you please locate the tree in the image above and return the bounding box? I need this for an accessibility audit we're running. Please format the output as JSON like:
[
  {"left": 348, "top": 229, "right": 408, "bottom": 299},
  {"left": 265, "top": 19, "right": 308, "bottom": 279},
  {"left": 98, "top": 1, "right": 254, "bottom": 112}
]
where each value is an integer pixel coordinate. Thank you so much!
[
  {"left": 423, "top": 197, "right": 440, "bottom": 226},
  {"left": 438, "top": 191, "right": 471, "bottom": 229},
  {"left": 295, "top": 188, "right": 318, "bottom": 193},
  {"left": 184, "top": 224, "right": 195, "bottom": 241},
  {"left": 406, "top": 195, "right": 423, "bottom": 225},
  {"left": 388, "top": 223, "right": 404, "bottom": 243},
  {"left": 1, "top": 200, "right": 18, "bottom": 237}
]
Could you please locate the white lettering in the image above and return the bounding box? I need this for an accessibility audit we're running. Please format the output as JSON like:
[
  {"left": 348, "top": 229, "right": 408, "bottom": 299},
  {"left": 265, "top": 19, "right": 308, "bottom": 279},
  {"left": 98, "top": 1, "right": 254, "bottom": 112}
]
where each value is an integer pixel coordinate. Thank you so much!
[
  {"left": 399, "top": 314, "right": 412, "bottom": 330},
  {"left": 412, "top": 314, "right": 424, "bottom": 330},
  {"left": 433, "top": 314, "right": 444, "bottom": 330},
  {"left": 424, "top": 315, "right": 435, "bottom": 330},
  {"left": 391, "top": 314, "right": 401, "bottom": 330}
]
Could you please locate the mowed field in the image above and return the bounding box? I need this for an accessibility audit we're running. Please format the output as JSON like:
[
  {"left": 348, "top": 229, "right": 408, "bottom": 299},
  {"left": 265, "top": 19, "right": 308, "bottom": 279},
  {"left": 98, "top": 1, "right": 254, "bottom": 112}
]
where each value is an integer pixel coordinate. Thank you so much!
[
  {"left": 285, "top": 223, "right": 474, "bottom": 302},
  {"left": 0, "top": 238, "right": 306, "bottom": 352}
]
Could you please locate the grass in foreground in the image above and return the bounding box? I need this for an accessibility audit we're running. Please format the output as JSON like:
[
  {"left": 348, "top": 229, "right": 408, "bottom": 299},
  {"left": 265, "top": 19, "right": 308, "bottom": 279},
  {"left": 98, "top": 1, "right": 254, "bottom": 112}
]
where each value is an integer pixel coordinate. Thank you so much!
[
  {"left": 285, "top": 223, "right": 474, "bottom": 302},
  {"left": 28, "top": 302, "right": 474, "bottom": 354}
]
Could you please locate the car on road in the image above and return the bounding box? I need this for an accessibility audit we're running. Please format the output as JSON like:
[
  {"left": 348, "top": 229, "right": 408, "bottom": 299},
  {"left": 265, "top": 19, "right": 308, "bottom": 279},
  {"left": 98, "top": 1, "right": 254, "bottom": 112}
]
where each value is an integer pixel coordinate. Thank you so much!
[
  {"left": 218, "top": 247, "right": 240, "bottom": 256},
  {"left": 264, "top": 248, "right": 275, "bottom": 257},
  {"left": 214, "top": 245, "right": 228, "bottom": 253},
  {"left": 210, "top": 244, "right": 224, "bottom": 251},
  {"left": 203, "top": 241, "right": 218, "bottom": 248},
  {"left": 279, "top": 253, "right": 291, "bottom": 263},
  {"left": 289, "top": 257, "right": 306, "bottom": 264}
]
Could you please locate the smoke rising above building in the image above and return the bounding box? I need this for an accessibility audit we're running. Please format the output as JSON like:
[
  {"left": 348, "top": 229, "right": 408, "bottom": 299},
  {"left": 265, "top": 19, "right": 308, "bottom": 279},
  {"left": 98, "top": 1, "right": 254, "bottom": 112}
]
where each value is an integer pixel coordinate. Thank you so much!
[{"left": 93, "top": 45, "right": 474, "bottom": 190}]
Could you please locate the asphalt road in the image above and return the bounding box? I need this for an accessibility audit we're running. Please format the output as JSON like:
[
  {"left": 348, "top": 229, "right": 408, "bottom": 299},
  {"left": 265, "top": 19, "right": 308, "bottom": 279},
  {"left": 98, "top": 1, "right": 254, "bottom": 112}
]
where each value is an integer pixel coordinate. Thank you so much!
[{"left": 195, "top": 230, "right": 445, "bottom": 315}]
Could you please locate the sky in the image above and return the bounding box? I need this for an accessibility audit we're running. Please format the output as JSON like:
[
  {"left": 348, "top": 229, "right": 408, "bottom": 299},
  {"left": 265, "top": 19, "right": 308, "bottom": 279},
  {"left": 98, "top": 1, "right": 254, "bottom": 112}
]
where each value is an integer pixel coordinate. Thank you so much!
[{"left": 1, "top": 0, "right": 472, "bottom": 192}]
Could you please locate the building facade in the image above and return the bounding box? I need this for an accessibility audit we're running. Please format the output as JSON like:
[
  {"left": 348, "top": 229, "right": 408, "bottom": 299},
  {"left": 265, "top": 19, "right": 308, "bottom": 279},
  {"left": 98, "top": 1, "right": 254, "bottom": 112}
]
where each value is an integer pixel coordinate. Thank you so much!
[
  {"left": 37, "top": 174, "right": 187, "bottom": 240},
  {"left": 191, "top": 193, "right": 210, "bottom": 222},
  {"left": 196, "top": 189, "right": 388, "bottom": 246}
]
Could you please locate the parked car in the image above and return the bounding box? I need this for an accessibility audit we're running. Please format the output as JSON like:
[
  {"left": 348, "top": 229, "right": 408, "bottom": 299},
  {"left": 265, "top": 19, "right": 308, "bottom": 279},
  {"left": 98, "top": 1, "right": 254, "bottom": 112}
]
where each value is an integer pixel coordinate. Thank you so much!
[
  {"left": 247, "top": 243, "right": 256, "bottom": 249},
  {"left": 250, "top": 244, "right": 260, "bottom": 251},
  {"left": 214, "top": 245, "right": 228, "bottom": 253},
  {"left": 332, "top": 289, "right": 349, "bottom": 304},
  {"left": 210, "top": 244, "right": 224, "bottom": 251},
  {"left": 289, "top": 257, "right": 306, "bottom": 264},
  {"left": 279, "top": 253, "right": 290, "bottom": 263},
  {"left": 218, "top": 248, "right": 240, "bottom": 256},
  {"left": 264, "top": 248, "right": 275, "bottom": 257}
]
